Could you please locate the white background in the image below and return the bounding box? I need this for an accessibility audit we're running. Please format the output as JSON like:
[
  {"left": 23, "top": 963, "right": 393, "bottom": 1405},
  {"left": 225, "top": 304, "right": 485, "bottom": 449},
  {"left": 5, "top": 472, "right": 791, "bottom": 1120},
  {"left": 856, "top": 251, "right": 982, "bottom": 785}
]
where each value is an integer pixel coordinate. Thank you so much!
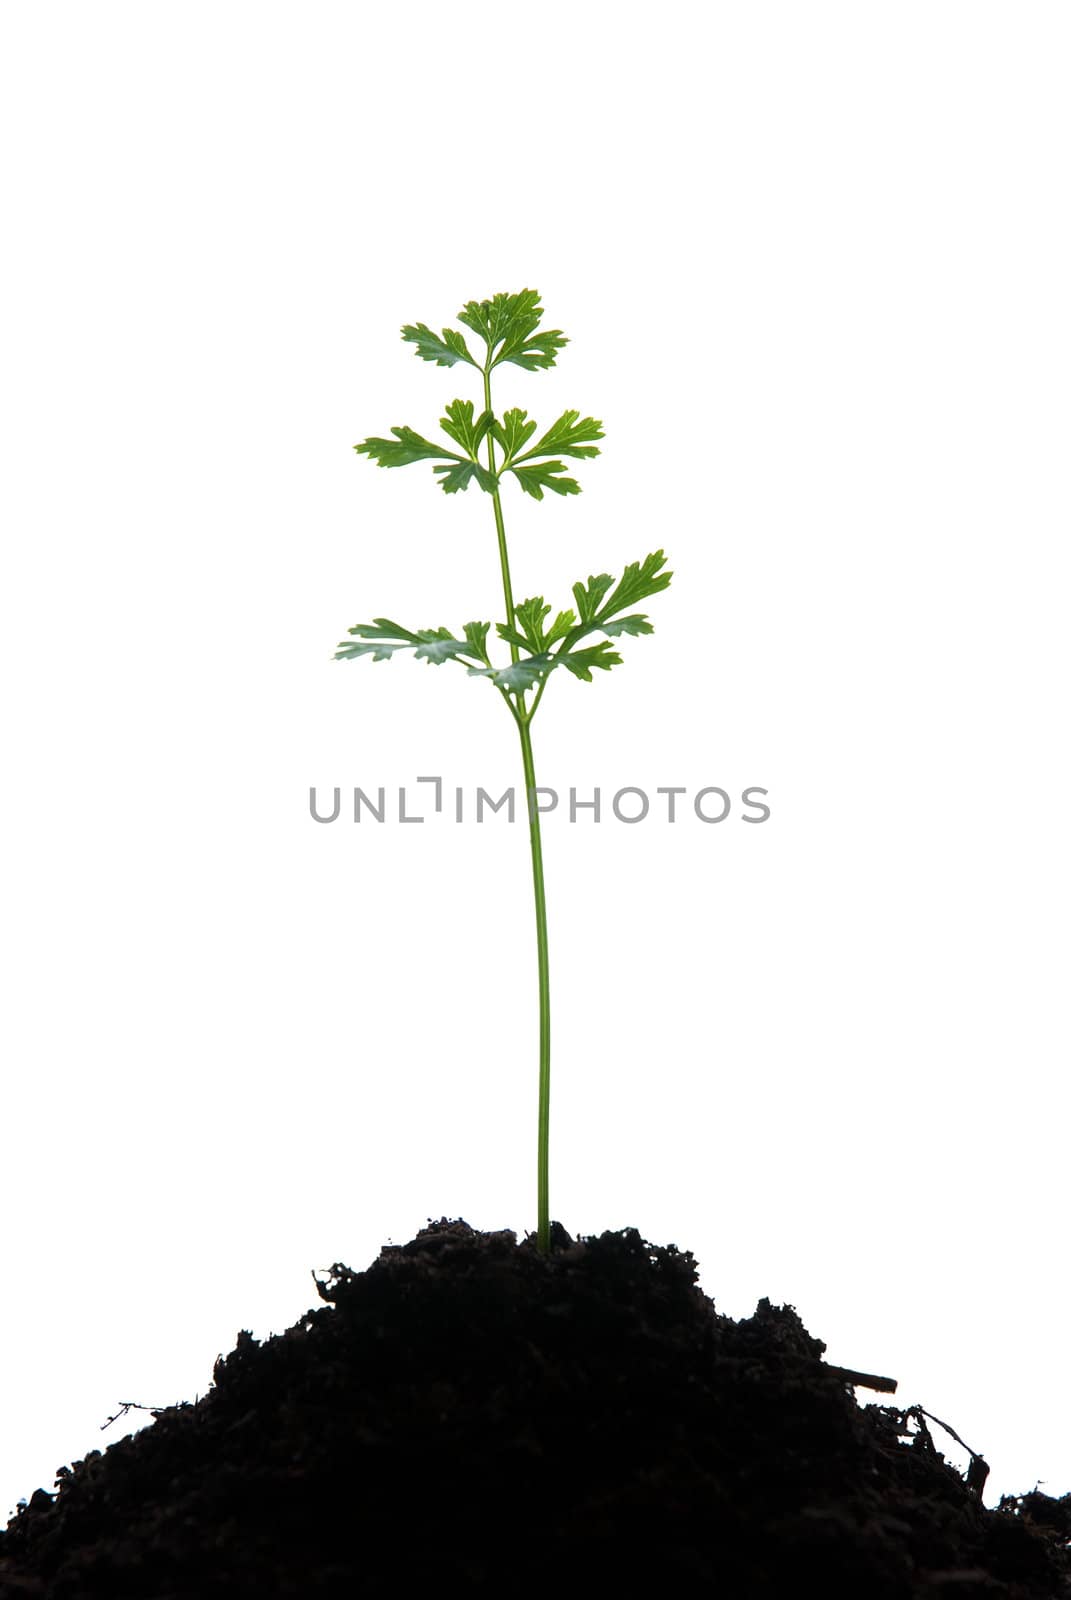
[{"left": 2, "top": 0, "right": 1068, "bottom": 1521}]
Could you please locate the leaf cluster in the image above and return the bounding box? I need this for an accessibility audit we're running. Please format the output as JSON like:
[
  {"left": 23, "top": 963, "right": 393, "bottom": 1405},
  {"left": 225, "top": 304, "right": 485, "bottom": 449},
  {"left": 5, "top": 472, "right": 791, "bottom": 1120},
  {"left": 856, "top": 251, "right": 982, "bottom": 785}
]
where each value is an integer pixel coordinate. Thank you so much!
[
  {"left": 400, "top": 290, "right": 567, "bottom": 374},
  {"left": 336, "top": 552, "right": 672, "bottom": 703},
  {"left": 355, "top": 290, "right": 602, "bottom": 498}
]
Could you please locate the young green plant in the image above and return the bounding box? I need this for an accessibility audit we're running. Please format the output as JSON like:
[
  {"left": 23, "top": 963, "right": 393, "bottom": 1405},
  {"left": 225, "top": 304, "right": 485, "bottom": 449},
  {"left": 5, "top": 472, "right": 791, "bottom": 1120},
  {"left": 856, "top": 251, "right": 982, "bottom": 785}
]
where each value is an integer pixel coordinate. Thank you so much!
[{"left": 336, "top": 289, "right": 671, "bottom": 1254}]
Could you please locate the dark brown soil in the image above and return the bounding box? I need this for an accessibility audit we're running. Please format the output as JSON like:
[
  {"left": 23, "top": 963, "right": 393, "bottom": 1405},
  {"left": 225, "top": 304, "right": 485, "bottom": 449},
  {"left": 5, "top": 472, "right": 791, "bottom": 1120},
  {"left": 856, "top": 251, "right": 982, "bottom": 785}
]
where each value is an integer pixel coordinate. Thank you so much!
[{"left": 1, "top": 1219, "right": 1067, "bottom": 1598}]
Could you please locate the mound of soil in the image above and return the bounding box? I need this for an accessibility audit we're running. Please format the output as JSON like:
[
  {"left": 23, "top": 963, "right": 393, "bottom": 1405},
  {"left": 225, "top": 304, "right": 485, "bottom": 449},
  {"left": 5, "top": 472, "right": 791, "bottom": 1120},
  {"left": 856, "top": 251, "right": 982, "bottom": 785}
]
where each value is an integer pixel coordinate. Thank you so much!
[{"left": 1, "top": 1219, "right": 1067, "bottom": 1598}]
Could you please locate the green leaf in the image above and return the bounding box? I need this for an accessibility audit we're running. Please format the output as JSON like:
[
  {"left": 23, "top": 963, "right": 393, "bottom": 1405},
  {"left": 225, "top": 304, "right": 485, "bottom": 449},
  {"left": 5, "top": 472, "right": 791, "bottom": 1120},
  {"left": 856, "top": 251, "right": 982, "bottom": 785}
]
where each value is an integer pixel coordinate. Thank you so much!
[
  {"left": 510, "top": 461, "right": 581, "bottom": 500},
  {"left": 401, "top": 322, "right": 478, "bottom": 369},
  {"left": 508, "top": 597, "right": 581, "bottom": 652},
  {"left": 462, "top": 620, "right": 492, "bottom": 664},
  {"left": 468, "top": 655, "right": 554, "bottom": 693},
  {"left": 600, "top": 550, "right": 673, "bottom": 617},
  {"left": 517, "top": 410, "right": 604, "bottom": 462},
  {"left": 413, "top": 629, "right": 476, "bottom": 665},
  {"left": 355, "top": 416, "right": 496, "bottom": 493},
  {"left": 490, "top": 407, "right": 538, "bottom": 462},
  {"left": 334, "top": 617, "right": 421, "bottom": 662},
  {"left": 348, "top": 618, "right": 421, "bottom": 642},
  {"left": 494, "top": 623, "right": 533, "bottom": 654},
  {"left": 556, "top": 641, "right": 623, "bottom": 681},
  {"left": 569, "top": 556, "right": 671, "bottom": 633},
  {"left": 355, "top": 427, "right": 455, "bottom": 468},
  {"left": 440, "top": 398, "right": 494, "bottom": 458},
  {"left": 458, "top": 288, "right": 540, "bottom": 349},
  {"left": 335, "top": 639, "right": 409, "bottom": 662},
  {"left": 545, "top": 609, "right": 577, "bottom": 646},
  {"left": 456, "top": 289, "right": 567, "bottom": 371},
  {"left": 514, "top": 596, "right": 552, "bottom": 652},
  {"left": 571, "top": 573, "right": 615, "bottom": 623},
  {"left": 335, "top": 618, "right": 488, "bottom": 667},
  {"left": 497, "top": 326, "right": 568, "bottom": 371},
  {"left": 598, "top": 613, "right": 654, "bottom": 637},
  {"left": 432, "top": 459, "right": 497, "bottom": 495}
]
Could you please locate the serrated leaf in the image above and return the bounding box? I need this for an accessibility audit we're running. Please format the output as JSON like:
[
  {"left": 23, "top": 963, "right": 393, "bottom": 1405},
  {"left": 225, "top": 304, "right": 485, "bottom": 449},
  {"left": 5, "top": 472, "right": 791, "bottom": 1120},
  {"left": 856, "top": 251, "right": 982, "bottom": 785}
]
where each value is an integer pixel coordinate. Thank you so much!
[
  {"left": 413, "top": 630, "right": 475, "bottom": 665},
  {"left": 456, "top": 289, "right": 568, "bottom": 372},
  {"left": 496, "top": 327, "right": 568, "bottom": 371},
  {"left": 598, "top": 614, "right": 654, "bottom": 637},
  {"left": 355, "top": 427, "right": 455, "bottom": 468},
  {"left": 468, "top": 655, "right": 554, "bottom": 693},
  {"left": 545, "top": 609, "right": 577, "bottom": 646},
  {"left": 440, "top": 399, "right": 494, "bottom": 458},
  {"left": 494, "top": 622, "right": 532, "bottom": 654},
  {"left": 334, "top": 638, "right": 411, "bottom": 662},
  {"left": 514, "top": 596, "right": 552, "bottom": 652},
  {"left": 334, "top": 617, "right": 420, "bottom": 662},
  {"left": 490, "top": 407, "right": 538, "bottom": 462},
  {"left": 457, "top": 289, "right": 542, "bottom": 349},
  {"left": 556, "top": 641, "right": 623, "bottom": 681},
  {"left": 401, "top": 322, "right": 478, "bottom": 368},
  {"left": 346, "top": 618, "right": 420, "bottom": 642},
  {"left": 510, "top": 461, "right": 581, "bottom": 500},
  {"left": 517, "top": 410, "right": 604, "bottom": 462},
  {"left": 462, "top": 620, "right": 491, "bottom": 663},
  {"left": 600, "top": 551, "right": 673, "bottom": 617},
  {"left": 433, "top": 460, "right": 479, "bottom": 494},
  {"left": 432, "top": 459, "right": 497, "bottom": 495},
  {"left": 335, "top": 617, "right": 488, "bottom": 668},
  {"left": 571, "top": 573, "right": 615, "bottom": 623},
  {"left": 355, "top": 420, "right": 496, "bottom": 493}
]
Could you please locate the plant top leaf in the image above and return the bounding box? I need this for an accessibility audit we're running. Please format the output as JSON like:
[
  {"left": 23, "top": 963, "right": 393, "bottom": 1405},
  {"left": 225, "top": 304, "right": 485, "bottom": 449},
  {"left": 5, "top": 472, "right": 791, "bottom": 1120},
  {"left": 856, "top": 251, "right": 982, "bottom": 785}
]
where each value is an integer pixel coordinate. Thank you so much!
[
  {"left": 457, "top": 289, "right": 567, "bottom": 371},
  {"left": 362, "top": 294, "right": 597, "bottom": 499},
  {"left": 401, "top": 322, "right": 479, "bottom": 369}
]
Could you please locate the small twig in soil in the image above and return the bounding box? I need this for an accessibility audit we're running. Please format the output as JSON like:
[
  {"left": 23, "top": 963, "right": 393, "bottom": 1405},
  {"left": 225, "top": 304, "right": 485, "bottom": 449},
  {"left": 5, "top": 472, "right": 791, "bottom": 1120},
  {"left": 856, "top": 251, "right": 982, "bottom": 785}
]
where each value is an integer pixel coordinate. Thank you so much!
[
  {"left": 912, "top": 1405, "right": 990, "bottom": 1498},
  {"left": 825, "top": 1364, "right": 898, "bottom": 1394},
  {"left": 100, "top": 1401, "right": 168, "bottom": 1432}
]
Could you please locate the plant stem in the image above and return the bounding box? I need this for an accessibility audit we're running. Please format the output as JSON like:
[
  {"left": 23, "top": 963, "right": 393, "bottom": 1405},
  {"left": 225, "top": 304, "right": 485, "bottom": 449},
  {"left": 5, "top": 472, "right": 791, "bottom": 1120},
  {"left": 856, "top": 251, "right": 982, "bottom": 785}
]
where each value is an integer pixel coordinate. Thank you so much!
[
  {"left": 483, "top": 367, "right": 519, "bottom": 662},
  {"left": 517, "top": 712, "right": 551, "bottom": 1255},
  {"left": 484, "top": 362, "right": 552, "bottom": 1255}
]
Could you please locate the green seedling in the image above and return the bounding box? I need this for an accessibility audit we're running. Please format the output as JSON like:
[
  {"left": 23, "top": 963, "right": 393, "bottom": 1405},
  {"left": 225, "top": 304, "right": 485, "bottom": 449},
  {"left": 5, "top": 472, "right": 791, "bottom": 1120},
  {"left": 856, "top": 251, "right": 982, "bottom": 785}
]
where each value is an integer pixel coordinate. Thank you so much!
[{"left": 335, "top": 289, "right": 671, "bottom": 1254}]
